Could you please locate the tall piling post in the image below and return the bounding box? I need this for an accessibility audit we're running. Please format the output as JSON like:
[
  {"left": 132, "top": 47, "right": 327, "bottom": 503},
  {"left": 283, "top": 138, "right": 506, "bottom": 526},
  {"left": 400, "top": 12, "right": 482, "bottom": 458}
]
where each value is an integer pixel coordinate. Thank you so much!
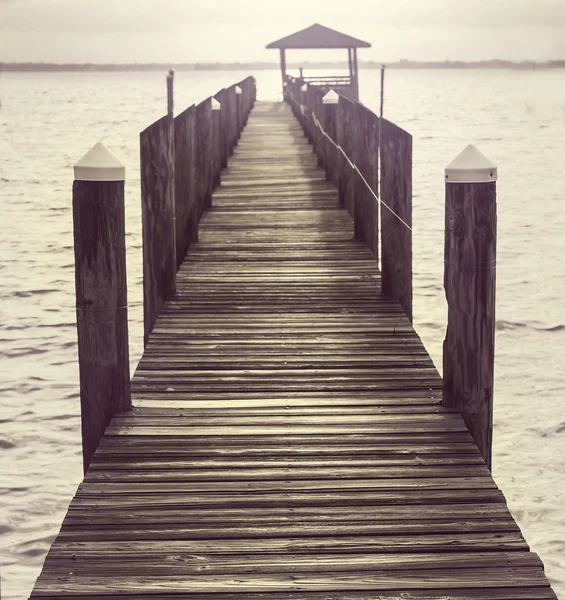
[
  {"left": 322, "top": 89, "right": 340, "bottom": 195},
  {"left": 211, "top": 97, "right": 222, "bottom": 189},
  {"left": 443, "top": 144, "right": 497, "bottom": 470},
  {"left": 165, "top": 68, "right": 177, "bottom": 280},
  {"left": 235, "top": 85, "right": 243, "bottom": 141},
  {"left": 301, "top": 83, "right": 309, "bottom": 140},
  {"left": 378, "top": 65, "right": 385, "bottom": 198},
  {"left": 73, "top": 143, "right": 132, "bottom": 474}
]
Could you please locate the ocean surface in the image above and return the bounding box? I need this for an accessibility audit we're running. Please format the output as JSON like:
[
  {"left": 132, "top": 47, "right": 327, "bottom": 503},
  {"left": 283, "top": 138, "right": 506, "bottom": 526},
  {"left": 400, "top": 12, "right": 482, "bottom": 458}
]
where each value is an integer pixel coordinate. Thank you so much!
[{"left": 0, "top": 68, "right": 564, "bottom": 599}]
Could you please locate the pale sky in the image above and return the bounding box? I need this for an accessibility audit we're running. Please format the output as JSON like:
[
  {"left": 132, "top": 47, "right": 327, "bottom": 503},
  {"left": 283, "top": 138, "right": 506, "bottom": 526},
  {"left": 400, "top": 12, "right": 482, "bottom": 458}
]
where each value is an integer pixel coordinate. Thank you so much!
[{"left": 1, "top": 0, "right": 564, "bottom": 63}]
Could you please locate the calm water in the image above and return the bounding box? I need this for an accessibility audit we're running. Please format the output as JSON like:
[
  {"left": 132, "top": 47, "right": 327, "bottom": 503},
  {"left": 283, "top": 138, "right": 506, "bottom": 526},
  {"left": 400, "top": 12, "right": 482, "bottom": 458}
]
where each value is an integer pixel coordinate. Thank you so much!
[{"left": 1, "top": 68, "right": 564, "bottom": 598}]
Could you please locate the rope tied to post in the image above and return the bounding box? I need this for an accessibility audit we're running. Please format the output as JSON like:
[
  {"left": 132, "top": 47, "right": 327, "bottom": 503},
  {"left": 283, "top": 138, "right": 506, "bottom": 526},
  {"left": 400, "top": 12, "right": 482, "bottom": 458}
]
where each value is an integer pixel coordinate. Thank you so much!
[{"left": 309, "top": 109, "right": 413, "bottom": 233}]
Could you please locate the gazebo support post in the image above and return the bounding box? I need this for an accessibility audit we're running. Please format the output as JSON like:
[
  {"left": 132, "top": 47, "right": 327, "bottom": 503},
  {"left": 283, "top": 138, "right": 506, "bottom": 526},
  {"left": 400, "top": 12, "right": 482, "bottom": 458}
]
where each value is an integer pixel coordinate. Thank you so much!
[
  {"left": 352, "top": 48, "right": 359, "bottom": 100},
  {"left": 280, "top": 48, "right": 287, "bottom": 95}
]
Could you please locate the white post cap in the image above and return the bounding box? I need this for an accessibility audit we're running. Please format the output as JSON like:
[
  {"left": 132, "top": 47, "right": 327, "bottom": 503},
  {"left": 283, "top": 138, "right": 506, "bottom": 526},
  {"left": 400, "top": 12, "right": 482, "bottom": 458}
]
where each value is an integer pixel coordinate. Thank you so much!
[
  {"left": 235, "top": 85, "right": 242, "bottom": 95},
  {"left": 322, "top": 89, "right": 339, "bottom": 104},
  {"left": 301, "top": 83, "right": 308, "bottom": 92},
  {"left": 445, "top": 144, "right": 497, "bottom": 183},
  {"left": 74, "top": 142, "right": 125, "bottom": 182},
  {"left": 211, "top": 98, "right": 221, "bottom": 111}
]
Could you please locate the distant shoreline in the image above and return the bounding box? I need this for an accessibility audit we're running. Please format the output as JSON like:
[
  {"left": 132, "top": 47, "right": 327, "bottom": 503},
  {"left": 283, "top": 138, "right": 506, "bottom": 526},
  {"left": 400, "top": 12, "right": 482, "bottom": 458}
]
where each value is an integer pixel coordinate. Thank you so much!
[{"left": 1, "top": 60, "right": 564, "bottom": 72}]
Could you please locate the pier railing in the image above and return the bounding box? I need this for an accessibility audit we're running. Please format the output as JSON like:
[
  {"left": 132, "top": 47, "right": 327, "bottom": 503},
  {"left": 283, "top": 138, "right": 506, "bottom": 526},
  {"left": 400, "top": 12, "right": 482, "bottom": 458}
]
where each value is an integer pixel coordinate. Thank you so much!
[
  {"left": 141, "top": 75, "right": 256, "bottom": 348},
  {"left": 285, "top": 75, "right": 498, "bottom": 470},
  {"left": 72, "top": 74, "right": 256, "bottom": 472},
  {"left": 286, "top": 75, "right": 413, "bottom": 322}
]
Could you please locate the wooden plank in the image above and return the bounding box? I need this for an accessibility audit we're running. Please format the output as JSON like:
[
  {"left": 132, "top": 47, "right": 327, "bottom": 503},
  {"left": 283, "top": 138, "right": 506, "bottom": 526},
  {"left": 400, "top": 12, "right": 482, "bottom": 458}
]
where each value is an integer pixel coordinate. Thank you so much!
[{"left": 30, "top": 100, "right": 554, "bottom": 600}]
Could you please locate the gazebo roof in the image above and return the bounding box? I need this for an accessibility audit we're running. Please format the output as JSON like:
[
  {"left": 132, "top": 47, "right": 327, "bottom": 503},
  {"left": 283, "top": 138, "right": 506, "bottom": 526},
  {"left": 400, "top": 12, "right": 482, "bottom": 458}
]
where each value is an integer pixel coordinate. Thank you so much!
[{"left": 266, "top": 24, "right": 371, "bottom": 50}]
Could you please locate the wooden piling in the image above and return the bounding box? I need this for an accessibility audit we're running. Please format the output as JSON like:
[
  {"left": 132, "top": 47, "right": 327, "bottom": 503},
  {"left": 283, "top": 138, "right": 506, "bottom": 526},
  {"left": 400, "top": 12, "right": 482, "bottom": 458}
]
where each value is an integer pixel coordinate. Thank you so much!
[
  {"left": 167, "top": 69, "right": 174, "bottom": 115},
  {"left": 195, "top": 98, "right": 213, "bottom": 213},
  {"left": 235, "top": 85, "right": 242, "bottom": 142},
  {"left": 322, "top": 89, "right": 339, "bottom": 185},
  {"left": 380, "top": 118, "right": 413, "bottom": 322},
  {"left": 72, "top": 143, "right": 131, "bottom": 474},
  {"left": 167, "top": 70, "right": 176, "bottom": 241},
  {"left": 141, "top": 115, "right": 177, "bottom": 344},
  {"left": 174, "top": 105, "right": 197, "bottom": 263},
  {"left": 443, "top": 145, "right": 497, "bottom": 470},
  {"left": 211, "top": 97, "right": 222, "bottom": 189},
  {"left": 354, "top": 103, "right": 380, "bottom": 257}
]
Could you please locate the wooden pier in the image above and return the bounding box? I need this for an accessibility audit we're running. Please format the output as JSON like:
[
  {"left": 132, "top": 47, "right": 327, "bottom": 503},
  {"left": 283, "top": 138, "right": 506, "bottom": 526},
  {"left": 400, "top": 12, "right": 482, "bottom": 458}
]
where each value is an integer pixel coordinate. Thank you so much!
[{"left": 29, "top": 76, "right": 557, "bottom": 599}]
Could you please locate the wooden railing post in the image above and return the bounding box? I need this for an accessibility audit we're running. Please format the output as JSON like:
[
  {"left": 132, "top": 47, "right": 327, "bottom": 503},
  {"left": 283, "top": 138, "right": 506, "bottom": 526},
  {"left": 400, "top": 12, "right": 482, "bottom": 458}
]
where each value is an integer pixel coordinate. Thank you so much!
[
  {"left": 380, "top": 119, "right": 412, "bottom": 322},
  {"left": 322, "top": 89, "right": 339, "bottom": 182},
  {"left": 235, "top": 85, "right": 243, "bottom": 141},
  {"left": 73, "top": 143, "right": 132, "bottom": 474},
  {"left": 166, "top": 68, "right": 177, "bottom": 276},
  {"left": 211, "top": 97, "right": 222, "bottom": 188},
  {"left": 141, "top": 114, "right": 177, "bottom": 344},
  {"left": 167, "top": 69, "right": 174, "bottom": 116},
  {"left": 443, "top": 145, "right": 497, "bottom": 470}
]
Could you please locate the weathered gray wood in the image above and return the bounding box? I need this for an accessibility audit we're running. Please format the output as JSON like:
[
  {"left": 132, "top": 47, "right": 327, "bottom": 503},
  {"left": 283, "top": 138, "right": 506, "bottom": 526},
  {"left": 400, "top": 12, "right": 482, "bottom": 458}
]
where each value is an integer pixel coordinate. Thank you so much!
[
  {"left": 195, "top": 98, "right": 212, "bottom": 215},
  {"left": 214, "top": 89, "right": 229, "bottom": 169},
  {"left": 322, "top": 98, "right": 338, "bottom": 187},
  {"left": 141, "top": 116, "right": 177, "bottom": 345},
  {"left": 443, "top": 181, "right": 497, "bottom": 470},
  {"left": 380, "top": 118, "right": 412, "bottom": 322},
  {"left": 72, "top": 179, "right": 132, "bottom": 473},
  {"left": 30, "top": 101, "right": 553, "bottom": 600},
  {"left": 174, "top": 105, "right": 196, "bottom": 264},
  {"left": 166, "top": 69, "right": 174, "bottom": 115},
  {"left": 280, "top": 48, "right": 286, "bottom": 94},
  {"left": 211, "top": 101, "right": 222, "bottom": 189},
  {"left": 225, "top": 85, "right": 238, "bottom": 155},
  {"left": 166, "top": 69, "right": 176, "bottom": 264}
]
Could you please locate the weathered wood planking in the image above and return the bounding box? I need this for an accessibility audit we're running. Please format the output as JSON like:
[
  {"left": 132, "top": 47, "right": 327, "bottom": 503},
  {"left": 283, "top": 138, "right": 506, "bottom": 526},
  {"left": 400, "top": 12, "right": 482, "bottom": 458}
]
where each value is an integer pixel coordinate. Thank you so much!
[
  {"left": 30, "top": 101, "right": 556, "bottom": 600},
  {"left": 140, "top": 115, "right": 176, "bottom": 346},
  {"left": 380, "top": 117, "right": 413, "bottom": 322}
]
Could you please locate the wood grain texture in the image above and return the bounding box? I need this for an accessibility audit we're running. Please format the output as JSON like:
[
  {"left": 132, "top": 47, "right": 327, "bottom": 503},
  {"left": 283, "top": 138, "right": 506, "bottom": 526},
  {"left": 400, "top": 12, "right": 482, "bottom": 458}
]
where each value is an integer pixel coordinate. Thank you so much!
[
  {"left": 380, "top": 117, "right": 413, "bottom": 322},
  {"left": 32, "top": 101, "right": 554, "bottom": 600},
  {"left": 141, "top": 116, "right": 176, "bottom": 345},
  {"left": 73, "top": 180, "right": 132, "bottom": 473},
  {"left": 443, "top": 181, "right": 497, "bottom": 470},
  {"left": 354, "top": 102, "right": 379, "bottom": 258},
  {"left": 211, "top": 106, "right": 222, "bottom": 190},
  {"left": 322, "top": 101, "right": 338, "bottom": 187},
  {"left": 195, "top": 98, "right": 212, "bottom": 215},
  {"left": 174, "top": 105, "right": 196, "bottom": 265},
  {"left": 213, "top": 89, "right": 229, "bottom": 169},
  {"left": 337, "top": 96, "right": 355, "bottom": 216}
]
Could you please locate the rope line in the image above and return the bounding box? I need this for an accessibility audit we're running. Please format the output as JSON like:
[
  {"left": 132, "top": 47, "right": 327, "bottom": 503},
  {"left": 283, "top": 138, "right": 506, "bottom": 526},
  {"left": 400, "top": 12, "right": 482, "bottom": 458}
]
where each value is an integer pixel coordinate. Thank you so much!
[{"left": 308, "top": 108, "right": 412, "bottom": 233}]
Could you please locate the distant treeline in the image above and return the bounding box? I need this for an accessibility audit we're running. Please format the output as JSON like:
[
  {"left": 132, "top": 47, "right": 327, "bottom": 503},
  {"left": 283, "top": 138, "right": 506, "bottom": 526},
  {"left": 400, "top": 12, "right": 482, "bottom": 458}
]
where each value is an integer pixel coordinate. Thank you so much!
[{"left": 2, "top": 60, "right": 565, "bottom": 72}]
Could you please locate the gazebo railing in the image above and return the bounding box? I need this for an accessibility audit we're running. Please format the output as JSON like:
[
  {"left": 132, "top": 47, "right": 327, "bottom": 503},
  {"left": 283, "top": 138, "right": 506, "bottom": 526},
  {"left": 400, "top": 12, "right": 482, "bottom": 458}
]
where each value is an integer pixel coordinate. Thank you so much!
[{"left": 303, "top": 75, "right": 352, "bottom": 86}]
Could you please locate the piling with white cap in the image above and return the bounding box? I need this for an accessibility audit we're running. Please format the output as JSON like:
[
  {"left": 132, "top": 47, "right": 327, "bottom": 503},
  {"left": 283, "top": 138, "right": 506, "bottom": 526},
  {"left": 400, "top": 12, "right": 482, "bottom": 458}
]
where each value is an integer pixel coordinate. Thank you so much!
[
  {"left": 322, "top": 89, "right": 339, "bottom": 105},
  {"left": 211, "top": 96, "right": 222, "bottom": 189},
  {"left": 235, "top": 85, "right": 243, "bottom": 142},
  {"left": 321, "top": 90, "right": 340, "bottom": 182},
  {"left": 73, "top": 143, "right": 132, "bottom": 474},
  {"left": 443, "top": 144, "right": 498, "bottom": 470}
]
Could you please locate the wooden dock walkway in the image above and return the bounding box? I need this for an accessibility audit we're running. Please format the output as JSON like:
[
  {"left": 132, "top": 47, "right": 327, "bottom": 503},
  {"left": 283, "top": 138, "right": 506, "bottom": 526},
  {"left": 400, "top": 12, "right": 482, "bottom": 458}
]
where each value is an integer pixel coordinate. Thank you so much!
[{"left": 31, "top": 102, "right": 555, "bottom": 599}]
